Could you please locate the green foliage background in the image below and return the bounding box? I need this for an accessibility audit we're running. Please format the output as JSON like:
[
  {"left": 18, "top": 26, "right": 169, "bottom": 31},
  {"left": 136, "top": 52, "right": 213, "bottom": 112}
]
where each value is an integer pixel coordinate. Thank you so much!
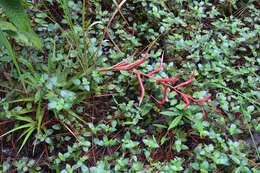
[{"left": 0, "top": 0, "right": 259, "bottom": 172}]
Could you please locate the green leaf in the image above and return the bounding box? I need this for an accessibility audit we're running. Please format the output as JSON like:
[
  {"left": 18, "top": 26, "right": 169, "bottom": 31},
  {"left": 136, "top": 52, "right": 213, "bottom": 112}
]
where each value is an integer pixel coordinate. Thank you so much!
[
  {"left": 17, "top": 124, "right": 34, "bottom": 141},
  {"left": 0, "top": 30, "right": 21, "bottom": 74},
  {"left": 143, "top": 136, "right": 159, "bottom": 149},
  {"left": 0, "top": 0, "right": 42, "bottom": 49},
  {"left": 168, "top": 115, "right": 182, "bottom": 130},
  {"left": 132, "top": 162, "right": 143, "bottom": 171},
  {"left": 160, "top": 111, "right": 178, "bottom": 116},
  {"left": 0, "top": 20, "right": 17, "bottom": 32},
  {"left": 12, "top": 32, "right": 30, "bottom": 46},
  {"left": 2, "top": 161, "right": 10, "bottom": 172},
  {"left": 14, "top": 115, "right": 34, "bottom": 123},
  {"left": 123, "top": 140, "right": 139, "bottom": 149},
  {"left": 36, "top": 101, "right": 44, "bottom": 134},
  {"left": 153, "top": 124, "right": 167, "bottom": 128},
  {"left": 18, "top": 127, "right": 35, "bottom": 153},
  {"left": 0, "top": 123, "right": 32, "bottom": 138},
  {"left": 67, "top": 110, "right": 86, "bottom": 124}
]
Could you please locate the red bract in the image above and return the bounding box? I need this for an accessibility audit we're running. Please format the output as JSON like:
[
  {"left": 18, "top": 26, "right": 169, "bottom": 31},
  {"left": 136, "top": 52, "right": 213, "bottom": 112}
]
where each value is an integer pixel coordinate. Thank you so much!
[{"left": 98, "top": 51, "right": 211, "bottom": 107}]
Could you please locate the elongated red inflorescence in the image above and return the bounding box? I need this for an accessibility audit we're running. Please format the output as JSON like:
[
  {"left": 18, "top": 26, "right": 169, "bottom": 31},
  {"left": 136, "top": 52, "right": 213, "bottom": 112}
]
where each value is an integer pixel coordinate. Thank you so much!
[
  {"left": 155, "top": 77, "right": 179, "bottom": 83},
  {"left": 98, "top": 60, "right": 130, "bottom": 72},
  {"left": 127, "top": 57, "right": 146, "bottom": 70},
  {"left": 147, "top": 67, "right": 161, "bottom": 77},
  {"left": 189, "top": 96, "right": 212, "bottom": 103},
  {"left": 173, "top": 74, "right": 195, "bottom": 89},
  {"left": 114, "top": 65, "right": 129, "bottom": 71},
  {"left": 98, "top": 51, "right": 211, "bottom": 107},
  {"left": 114, "top": 61, "right": 130, "bottom": 68},
  {"left": 154, "top": 85, "right": 168, "bottom": 105},
  {"left": 147, "top": 53, "right": 164, "bottom": 77}
]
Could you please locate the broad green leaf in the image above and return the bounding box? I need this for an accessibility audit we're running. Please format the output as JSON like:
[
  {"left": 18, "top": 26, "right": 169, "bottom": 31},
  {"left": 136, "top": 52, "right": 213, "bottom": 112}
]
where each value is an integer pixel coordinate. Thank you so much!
[
  {"left": 0, "top": 20, "right": 17, "bottom": 32},
  {"left": 160, "top": 135, "right": 168, "bottom": 145},
  {"left": 2, "top": 161, "right": 10, "bottom": 172},
  {"left": 0, "top": 0, "right": 42, "bottom": 49},
  {"left": 168, "top": 115, "right": 182, "bottom": 130},
  {"left": 132, "top": 162, "right": 143, "bottom": 171},
  {"left": 123, "top": 140, "right": 139, "bottom": 149},
  {"left": 13, "top": 32, "right": 30, "bottom": 46},
  {"left": 143, "top": 136, "right": 159, "bottom": 149}
]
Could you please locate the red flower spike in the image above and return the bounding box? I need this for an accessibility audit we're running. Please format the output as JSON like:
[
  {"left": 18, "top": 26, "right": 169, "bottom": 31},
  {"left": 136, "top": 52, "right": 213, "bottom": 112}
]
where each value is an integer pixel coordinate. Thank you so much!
[
  {"left": 160, "top": 85, "right": 168, "bottom": 104},
  {"left": 159, "top": 52, "right": 164, "bottom": 67},
  {"left": 98, "top": 60, "right": 131, "bottom": 72},
  {"left": 99, "top": 50, "right": 214, "bottom": 109},
  {"left": 189, "top": 95, "right": 212, "bottom": 103},
  {"left": 127, "top": 57, "right": 146, "bottom": 70},
  {"left": 135, "top": 72, "right": 145, "bottom": 106},
  {"left": 114, "top": 61, "right": 130, "bottom": 68},
  {"left": 114, "top": 64, "right": 130, "bottom": 71},
  {"left": 155, "top": 77, "right": 179, "bottom": 83},
  {"left": 153, "top": 85, "right": 168, "bottom": 105},
  {"left": 97, "top": 67, "right": 113, "bottom": 72},
  {"left": 179, "top": 92, "right": 190, "bottom": 108},
  {"left": 173, "top": 74, "right": 195, "bottom": 89},
  {"left": 147, "top": 53, "right": 164, "bottom": 77},
  {"left": 147, "top": 67, "right": 161, "bottom": 77}
]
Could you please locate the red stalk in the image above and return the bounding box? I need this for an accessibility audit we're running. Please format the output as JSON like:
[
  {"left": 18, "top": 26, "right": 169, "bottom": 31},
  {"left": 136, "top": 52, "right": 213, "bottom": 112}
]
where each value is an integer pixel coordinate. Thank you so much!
[
  {"left": 154, "top": 85, "right": 168, "bottom": 105},
  {"left": 189, "top": 96, "right": 211, "bottom": 103},
  {"left": 98, "top": 60, "right": 130, "bottom": 72},
  {"left": 114, "top": 64, "right": 130, "bottom": 70},
  {"left": 179, "top": 92, "right": 190, "bottom": 108},
  {"left": 173, "top": 74, "right": 195, "bottom": 89},
  {"left": 135, "top": 72, "right": 145, "bottom": 105},
  {"left": 127, "top": 57, "right": 146, "bottom": 70},
  {"left": 147, "top": 53, "right": 164, "bottom": 77},
  {"left": 155, "top": 77, "right": 179, "bottom": 83},
  {"left": 147, "top": 67, "right": 161, "bottom": 77}
]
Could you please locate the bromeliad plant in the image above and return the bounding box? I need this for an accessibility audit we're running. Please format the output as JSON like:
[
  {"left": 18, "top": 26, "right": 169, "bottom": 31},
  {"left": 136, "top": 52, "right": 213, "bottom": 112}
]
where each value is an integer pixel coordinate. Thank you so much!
[{"left": 98, "top": 49, "right": 211, "bottom": 107}]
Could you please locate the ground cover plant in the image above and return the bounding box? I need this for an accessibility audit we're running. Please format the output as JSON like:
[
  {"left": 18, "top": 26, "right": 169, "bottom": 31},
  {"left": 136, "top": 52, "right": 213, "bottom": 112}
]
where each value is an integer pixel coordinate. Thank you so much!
[{"left": 0, "top": 0, "right": 259, "bottom": 172}]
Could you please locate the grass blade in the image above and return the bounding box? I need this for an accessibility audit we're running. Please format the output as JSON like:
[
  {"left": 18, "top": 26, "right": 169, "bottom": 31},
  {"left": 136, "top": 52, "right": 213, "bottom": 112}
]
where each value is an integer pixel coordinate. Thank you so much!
[
  {"left": 17, "top": 127, "right": 35, "bottom": 154},
  {"left": 0, "top": 30, "right": 21, "bottom": 74},
  {"left": 14, "top": 115, "right": 34, "bottom": 123},
  {"left": 0, "top": 123, "right": 32, "bottom": 138},
  {"left": 0, "top": 30, "right": 27, "bottom": 92}
]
